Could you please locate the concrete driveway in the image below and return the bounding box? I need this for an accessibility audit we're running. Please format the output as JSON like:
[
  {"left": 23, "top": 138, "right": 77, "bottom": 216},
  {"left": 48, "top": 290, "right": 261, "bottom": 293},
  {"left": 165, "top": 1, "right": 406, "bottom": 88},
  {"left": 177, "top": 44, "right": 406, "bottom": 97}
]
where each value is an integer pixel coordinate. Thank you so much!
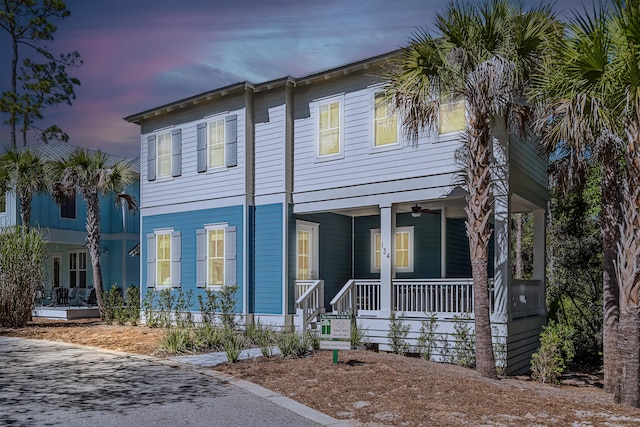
[{"left": 0, "top": 336, "right": 349, "bottom": 427}]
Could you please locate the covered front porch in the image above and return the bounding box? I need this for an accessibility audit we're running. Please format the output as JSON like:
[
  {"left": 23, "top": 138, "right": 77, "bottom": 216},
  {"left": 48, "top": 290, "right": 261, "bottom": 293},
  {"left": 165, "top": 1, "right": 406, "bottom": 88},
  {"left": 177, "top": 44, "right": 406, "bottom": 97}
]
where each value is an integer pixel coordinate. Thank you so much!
[{"left": 293, "top": 194, "right": 547, "bottom": 375}]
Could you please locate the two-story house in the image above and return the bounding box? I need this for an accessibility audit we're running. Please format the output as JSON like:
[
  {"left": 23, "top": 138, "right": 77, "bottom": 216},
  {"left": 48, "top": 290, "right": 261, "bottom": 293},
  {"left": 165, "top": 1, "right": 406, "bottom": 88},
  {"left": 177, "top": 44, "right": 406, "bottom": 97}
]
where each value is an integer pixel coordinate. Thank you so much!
[
  {"left": 125, "top": 51, "right": 547, "bottom": 375},
  {"left": 1, "top": 143, "right": 141, "bottom": 308}
]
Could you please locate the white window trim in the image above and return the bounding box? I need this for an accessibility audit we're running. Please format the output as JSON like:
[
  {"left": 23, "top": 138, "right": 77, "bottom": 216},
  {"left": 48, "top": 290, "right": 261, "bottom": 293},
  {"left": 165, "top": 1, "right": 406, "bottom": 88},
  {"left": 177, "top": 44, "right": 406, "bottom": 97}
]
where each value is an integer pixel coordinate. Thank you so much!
[
  {"left": 207, "top": 116, "right": 226, "bottom": 171},
  {"left": 370, "top": 226, "right": 414, "bottom": 273},
  {"left": 205, "top": 223, "right": 227, "bottom": 289},
  {"left": 370, "top": 91, "right": 402, "bottom": 152},
  {"left": 68, "top": 250, "right": 88, "bottom": 289},
  {"left": 314, "top": 95, "right": 345, "bottom": 161},
  {"left": 438, "top": 98, "right": 466, "bottom": 135},
  {"left": 155, "top": 130, "right": 173, "bottom": 179},
  {"left": 155, "top": 228, "right": 173, "bottom": 288}
]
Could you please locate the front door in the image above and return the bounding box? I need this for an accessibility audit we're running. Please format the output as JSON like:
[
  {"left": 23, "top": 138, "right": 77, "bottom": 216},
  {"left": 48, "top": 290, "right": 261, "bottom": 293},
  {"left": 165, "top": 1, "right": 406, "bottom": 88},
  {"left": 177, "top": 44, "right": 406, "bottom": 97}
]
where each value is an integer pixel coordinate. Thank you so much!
[{"left": 296, "top": 221, "right": 319, "bottom": 280}]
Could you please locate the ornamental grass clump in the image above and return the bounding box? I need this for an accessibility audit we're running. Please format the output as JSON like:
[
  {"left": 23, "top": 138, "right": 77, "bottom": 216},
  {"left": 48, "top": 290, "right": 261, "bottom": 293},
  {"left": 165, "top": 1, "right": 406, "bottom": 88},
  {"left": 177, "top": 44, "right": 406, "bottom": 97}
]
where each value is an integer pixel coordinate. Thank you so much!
[{"left": 0, "top": 226, "right": 46, "bottom": 327}]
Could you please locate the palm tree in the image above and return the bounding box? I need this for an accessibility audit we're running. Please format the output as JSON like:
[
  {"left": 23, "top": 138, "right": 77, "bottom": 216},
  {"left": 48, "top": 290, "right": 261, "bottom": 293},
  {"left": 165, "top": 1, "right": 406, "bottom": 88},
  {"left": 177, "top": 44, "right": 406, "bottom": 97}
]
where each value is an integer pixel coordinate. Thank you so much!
[
  {"left": 608, "top": 0, "right": 640, "bottom": 407},
  {"left": 0, "top": 148, "right": 49, "bottom": 231},
  {"left": 384, "top": 0, "right": 559, "bottom": 378},
  {"left": 49, "top": 148, "right": 137, "bottom": 317},
  {"left": 530, "top": 4, "right": 623, "bottom": 394}
]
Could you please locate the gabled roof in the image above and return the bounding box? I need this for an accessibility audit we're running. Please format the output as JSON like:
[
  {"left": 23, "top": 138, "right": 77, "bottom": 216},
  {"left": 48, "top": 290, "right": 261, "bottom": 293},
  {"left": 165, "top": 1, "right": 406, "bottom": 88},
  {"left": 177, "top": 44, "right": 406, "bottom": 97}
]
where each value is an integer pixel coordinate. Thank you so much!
[
  {"left": 27, "top": 142, "right": 140, "bottom": 174},
  {"left": 124, "top": 49, "right": 400, "bottom": 125}
]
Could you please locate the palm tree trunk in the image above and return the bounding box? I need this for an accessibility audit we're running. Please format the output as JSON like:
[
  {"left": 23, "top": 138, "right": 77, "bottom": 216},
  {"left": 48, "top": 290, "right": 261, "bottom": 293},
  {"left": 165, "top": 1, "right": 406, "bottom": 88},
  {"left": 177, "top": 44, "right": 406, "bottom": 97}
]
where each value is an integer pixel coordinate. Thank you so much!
[
  {"left": 601, "top": 156, "right": 621, "bottom": 393},
  {"left": 615, "top": 308, "right": 640, "bottom": 406},
  {"left": 85, "top": 191, "right": 105, "bottom": 318},
  {"left": 614, "top": 123, "right": 640, "bottom": 406},
  {"left": 466, "top": 115, "right": 497, "bottom": 379},
  {"left": 19, "top": 193, "right": 31, "bottom": 232}
]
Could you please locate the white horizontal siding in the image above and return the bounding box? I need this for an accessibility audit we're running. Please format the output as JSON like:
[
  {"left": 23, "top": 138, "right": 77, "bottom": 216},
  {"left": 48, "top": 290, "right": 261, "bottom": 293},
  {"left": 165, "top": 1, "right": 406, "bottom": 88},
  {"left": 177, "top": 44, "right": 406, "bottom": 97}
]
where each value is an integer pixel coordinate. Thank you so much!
[
  {"left": 293, "top": 84, "right": 464, "bottom": 199},
  {"left": 141, "top": 109, "right": 246, "bottom": 209},
  {"left": 255, "top": 104, "right": 286, "bottom": 196}
]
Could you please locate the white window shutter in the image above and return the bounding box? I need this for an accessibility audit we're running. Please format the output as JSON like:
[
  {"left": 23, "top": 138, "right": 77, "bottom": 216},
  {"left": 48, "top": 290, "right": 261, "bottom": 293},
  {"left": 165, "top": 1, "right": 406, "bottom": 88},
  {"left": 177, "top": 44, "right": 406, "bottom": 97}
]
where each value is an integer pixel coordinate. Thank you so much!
[
  {"left": 146, "top": 233, "right": 156, "bottom": 288},
  {"left": 197, "top": 122, "right": 207, "bottom": 173},
  {"left": 224, "top": 226, "right": 236, "bottom": 286},
  {"left": 171, "top": 129, "right": 182, "bottom": 177},
  {"left": 196, "top": 229, "right": 206, "bottom": 288},
  {"left": 225, "top": 115, "right": 237, "bottom": 167},
  {"left": 147, "top": 135, "right": 156, "bottom": 181},
  {"left": 170, "top": 231, "right": 181, "bottom": 288}
]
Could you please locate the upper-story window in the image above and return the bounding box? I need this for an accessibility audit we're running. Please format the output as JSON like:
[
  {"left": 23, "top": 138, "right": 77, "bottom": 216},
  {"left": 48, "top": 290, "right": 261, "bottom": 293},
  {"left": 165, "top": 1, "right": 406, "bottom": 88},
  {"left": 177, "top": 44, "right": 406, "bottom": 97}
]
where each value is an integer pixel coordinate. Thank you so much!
[
  {"left": 316, "top": 96, "right": 344, "bottom": 159},
  {"left": 60, "top": 190, "right": 76, "bottom": 219},
  {"left": 374, "top": 93, "right": 399, "bottom": 147},
  {"left": 147, "top": 129, "right": 182, "bottom": 181},
  {"left": 208, "top": 118, "right": 225, "bottom": 168},
  {"left": 439, "top": 98, "right": 466, "bottom": 134},
  {"left": 197, "top": 115, "right": 238, "bottom": 172},
  {"left": 157, "top": 132, "right": 172, "bottom": 178}
]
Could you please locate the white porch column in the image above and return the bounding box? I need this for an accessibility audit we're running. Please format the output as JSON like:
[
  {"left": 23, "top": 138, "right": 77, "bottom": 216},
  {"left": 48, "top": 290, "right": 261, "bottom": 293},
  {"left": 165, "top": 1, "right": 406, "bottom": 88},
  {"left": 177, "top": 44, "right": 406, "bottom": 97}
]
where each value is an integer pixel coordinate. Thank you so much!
[
  {"left": 493, "top": 193, "right": 510, "bottom": 323},
  {"left": 379, "top": 204, "right": 396, "bottom": 315},
  {"left": 440, "top": 206, "right": 447, "bottom": 278}
]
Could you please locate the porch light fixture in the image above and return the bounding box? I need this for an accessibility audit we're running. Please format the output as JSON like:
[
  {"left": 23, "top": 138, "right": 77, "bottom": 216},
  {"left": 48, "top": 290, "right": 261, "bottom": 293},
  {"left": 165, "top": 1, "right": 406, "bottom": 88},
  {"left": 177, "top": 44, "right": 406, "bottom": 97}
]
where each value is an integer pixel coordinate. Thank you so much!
[
  {"left": 102, "top": 246, "right": 109, "bottom": 255},
  {"left": 411, "top": 204, "right": 422, "bottom": 218}
]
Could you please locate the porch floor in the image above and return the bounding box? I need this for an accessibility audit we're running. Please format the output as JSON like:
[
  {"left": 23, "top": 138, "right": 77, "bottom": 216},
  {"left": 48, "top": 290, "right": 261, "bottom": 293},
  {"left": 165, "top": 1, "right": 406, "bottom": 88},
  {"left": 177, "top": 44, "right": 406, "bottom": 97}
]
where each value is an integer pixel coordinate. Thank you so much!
[{"left": 33, "top": 306, "right": 100, "bottom": 320}]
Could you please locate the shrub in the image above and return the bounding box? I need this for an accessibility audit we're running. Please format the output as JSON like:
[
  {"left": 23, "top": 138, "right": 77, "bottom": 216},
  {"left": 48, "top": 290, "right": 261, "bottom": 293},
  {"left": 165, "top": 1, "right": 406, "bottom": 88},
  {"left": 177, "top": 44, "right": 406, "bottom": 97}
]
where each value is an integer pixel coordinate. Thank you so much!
[
  {"left": 387, "top": 311, "right": 410, "bottom": 355},
  {"left": 193, "top": 323, "right": 226, "bottom": 351},
  {"left": 531, "top": 321, "right": 575, "bottom": 384},
  {"left": 124, "top": 286, "right": 140, "bottom": 326},
  {"left": 222, "top": 332, "right": 246, "bottom": 363},
  {"left": 173, "top": 288, "right": 194, "bottom": 329},
  {"left": 103, "top": 284, "right": 125, "bottom": 325},
  {"left": 197, "top": 289, "right": 217, "bottom": 325},
  {"left": 218, "top": 284, "right": 239, "bottom": 329},
  {"left": 245, "top": 319, "right": 277, "bottom": 357},
  {"left": 160, "top": 328, "right": 193, "bottom": 355},
  {"left": 275, "top": 331, "right": 310, "bottom": 358},
  {"left": 415, "top": 312, "right": 438, "bottom": 361},
  {"left": 351, "top": 322, "right": 369, "bottom": 349},
  {"left": 452, "top": 314, "right": 475, "bottom": 368},
  {"left": 0, "top": 226, "right": 46, "bottom": 327}
]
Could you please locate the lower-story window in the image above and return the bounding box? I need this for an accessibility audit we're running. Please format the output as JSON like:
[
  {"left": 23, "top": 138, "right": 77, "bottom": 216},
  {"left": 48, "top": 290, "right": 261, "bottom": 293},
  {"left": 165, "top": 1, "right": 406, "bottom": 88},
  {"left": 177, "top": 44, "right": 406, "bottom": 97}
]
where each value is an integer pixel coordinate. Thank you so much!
[
  {"left": 371, "top": 226, "right": 414, "bottom": 273},
  {"left": 69, "top": 251, "right": 87, "bottom": 288},
  {"left": 196, "top": 224, "right": 236, "bottom": 289},
  {"left": 146, "top": 229, "right": 181, "bottom": 288},
  {"left": 156, "top": 231, "right": 171, "bottom": 286}
]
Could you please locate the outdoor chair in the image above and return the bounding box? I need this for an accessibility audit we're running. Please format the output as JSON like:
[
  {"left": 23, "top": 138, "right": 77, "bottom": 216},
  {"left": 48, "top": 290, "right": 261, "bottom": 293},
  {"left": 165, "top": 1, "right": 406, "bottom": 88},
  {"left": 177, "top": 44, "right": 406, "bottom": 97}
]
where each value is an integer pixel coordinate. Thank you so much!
[
  {"left": 68, "top": 287, "right": 78, "bottom": 306},
  {"left": 79, "top": 288, "right": 97, "bottom": 307}
]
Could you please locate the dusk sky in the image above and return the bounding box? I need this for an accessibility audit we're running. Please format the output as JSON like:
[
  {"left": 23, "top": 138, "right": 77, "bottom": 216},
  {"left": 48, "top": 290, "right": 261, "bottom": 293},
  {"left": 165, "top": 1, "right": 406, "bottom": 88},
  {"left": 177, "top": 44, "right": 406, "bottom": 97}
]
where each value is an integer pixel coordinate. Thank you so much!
[{"left": 0, "top": 0, "right": 595, "bottom": 158}]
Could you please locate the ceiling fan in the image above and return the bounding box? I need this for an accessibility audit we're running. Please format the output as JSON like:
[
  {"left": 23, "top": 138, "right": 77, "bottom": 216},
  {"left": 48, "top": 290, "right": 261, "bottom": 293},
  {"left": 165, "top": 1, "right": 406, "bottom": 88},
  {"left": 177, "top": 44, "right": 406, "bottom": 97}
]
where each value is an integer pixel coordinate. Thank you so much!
[{"left": 411, "top": 204, "right": 440, "bottom": 218}]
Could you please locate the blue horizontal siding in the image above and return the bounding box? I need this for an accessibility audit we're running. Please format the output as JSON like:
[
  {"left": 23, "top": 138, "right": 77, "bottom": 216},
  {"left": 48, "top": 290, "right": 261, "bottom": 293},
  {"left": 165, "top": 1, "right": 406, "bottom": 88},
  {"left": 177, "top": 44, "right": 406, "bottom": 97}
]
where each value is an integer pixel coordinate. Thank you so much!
[
  {"left": 254, "top": 203, "right": 283, "bottom": 314},
  {"left": 141, "top": 205, "right": 243, "bottom": 311},
  {"left": 446, "top": 218, "right": 494, "bottom": 278},
  {"left": 354, "top": 213, "right": 441, "bottom": 279}
]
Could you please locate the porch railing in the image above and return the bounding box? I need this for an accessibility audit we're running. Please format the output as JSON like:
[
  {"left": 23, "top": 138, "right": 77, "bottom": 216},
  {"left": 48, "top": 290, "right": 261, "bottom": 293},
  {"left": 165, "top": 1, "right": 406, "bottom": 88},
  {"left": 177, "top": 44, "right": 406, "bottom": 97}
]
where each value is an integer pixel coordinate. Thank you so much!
[
  {"left": 331, "top": 278, "right": 500, "bottom": 316},
  {"left": 511, "top": 279, "right": 544, "bottom": 318},
  {"left": 295, "top": 280, "right": 324, "bottom": 331}
]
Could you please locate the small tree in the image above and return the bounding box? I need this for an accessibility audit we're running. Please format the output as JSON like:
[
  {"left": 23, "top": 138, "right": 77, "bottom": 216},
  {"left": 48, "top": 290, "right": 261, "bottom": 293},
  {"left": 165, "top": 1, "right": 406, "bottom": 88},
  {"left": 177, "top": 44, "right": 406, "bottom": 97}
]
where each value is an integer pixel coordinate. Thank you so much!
[
  {"left": 0, "top": 0, "right": 82, "bottom": 147},
  {"left": 0, "top": 226, "right": 46, "bottom": 327}
]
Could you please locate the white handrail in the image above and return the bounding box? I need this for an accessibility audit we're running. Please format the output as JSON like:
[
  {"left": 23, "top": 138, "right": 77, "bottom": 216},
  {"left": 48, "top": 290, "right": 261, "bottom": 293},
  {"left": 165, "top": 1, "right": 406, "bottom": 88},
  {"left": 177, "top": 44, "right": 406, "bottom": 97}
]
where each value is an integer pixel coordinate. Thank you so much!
[{"left": 295, "top": 279, "right": 324, "bottom": 331}]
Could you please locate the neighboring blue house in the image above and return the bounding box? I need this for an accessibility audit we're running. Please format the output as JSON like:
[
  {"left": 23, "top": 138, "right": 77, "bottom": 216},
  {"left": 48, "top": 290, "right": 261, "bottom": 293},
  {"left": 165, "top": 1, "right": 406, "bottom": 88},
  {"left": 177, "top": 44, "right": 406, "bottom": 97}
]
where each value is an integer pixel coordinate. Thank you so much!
[
  {"left": 125, "top": 51, "right": 548, "bottom": 375},
  {"left": 2, "top": 143, "right": 141, "bottom": 302}
]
